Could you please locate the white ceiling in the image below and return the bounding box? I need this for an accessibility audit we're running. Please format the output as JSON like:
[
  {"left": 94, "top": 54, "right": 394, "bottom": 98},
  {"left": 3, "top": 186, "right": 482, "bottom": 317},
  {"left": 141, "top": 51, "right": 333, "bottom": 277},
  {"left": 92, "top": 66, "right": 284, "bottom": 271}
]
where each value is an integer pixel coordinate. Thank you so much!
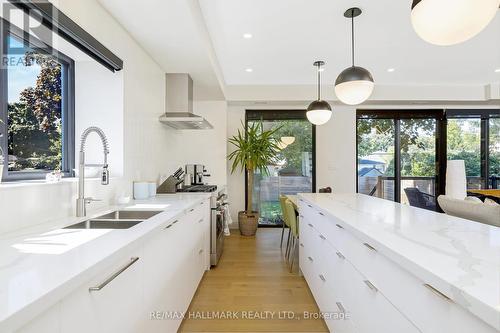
[
  {"left": 98, "top": 0, "right": 225, "bottom": 100},
  {"left": 199, "top": 0, "right": 500, "bottom": 86}
]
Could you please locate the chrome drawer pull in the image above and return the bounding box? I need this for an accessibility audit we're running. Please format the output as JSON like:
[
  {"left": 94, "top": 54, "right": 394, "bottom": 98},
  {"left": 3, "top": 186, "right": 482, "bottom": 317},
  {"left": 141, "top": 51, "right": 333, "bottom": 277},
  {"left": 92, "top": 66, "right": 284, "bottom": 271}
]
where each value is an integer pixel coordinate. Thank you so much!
[
  {"left": 198, "top": 219, "right": 203, "bottom": 223},
  {"left": 164, "top": 224, "right": 172, "bottom": 229},
  {"left": 300, "top": 243, "right": 304, "bottom": 247},
  {"left": 199, "top": 249, "right": 204, "bottom": 254},
  {"left": 319, "top": 234, "right": 326, "bottom": 240},
  {"left": 336, "top": 302, "right": 346, "bottom": 314},
  {"left": 89, "top": 257, "right": 140, "bottom": 292},
  {"left": 318, "top": 212, "right": 325, "bottom": 216},
  {"left": 363, "top": 280, "right": 378, "bottom": 292},
  {"left": 336, "top": 252, "right": 345, "bottom": 259},
  {"left": 319, "top": 274, "right": 326, "bottom": 282},
  {"left": 335, "top": 224, "right": 344, "bottom": 229},
  {"left": 189, "top": 208, "right": 195, "bottom": 212},
  {"left": 307, "top": 204, "right": 312, "bottom": 208},
  {"left": 299, "top": 214, "right": 304, "bottom": 218},
  {"left": 423, "top": 284, "right": 452, "bottom": 302},
  {"left": 308, "top": 256, "right": 314, "bottom": 262},
  {"left": 308, "top": 223, "right": 313, "bottom": 228},
  {"left": 172, "top": 220, "right": 178, "bottom": 224},
  {"left": 363, "top": 243, "right": 377, "bottom": 252}
]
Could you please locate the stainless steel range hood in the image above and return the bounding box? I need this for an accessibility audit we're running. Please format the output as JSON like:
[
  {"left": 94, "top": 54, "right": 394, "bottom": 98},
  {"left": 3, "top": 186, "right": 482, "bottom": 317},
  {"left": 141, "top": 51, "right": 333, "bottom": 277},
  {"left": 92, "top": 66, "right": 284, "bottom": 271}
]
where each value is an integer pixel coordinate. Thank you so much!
[{"left": 159, "top": 73, "right": 213, "bottom": 130}]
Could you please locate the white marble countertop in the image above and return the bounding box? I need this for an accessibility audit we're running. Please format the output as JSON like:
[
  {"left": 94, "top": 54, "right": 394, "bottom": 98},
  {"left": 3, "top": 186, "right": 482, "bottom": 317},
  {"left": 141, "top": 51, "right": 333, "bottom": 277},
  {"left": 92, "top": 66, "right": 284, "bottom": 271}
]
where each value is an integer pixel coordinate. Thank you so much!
[
  {"left": 0, "top": 193, "right": 211, "bottom": 331},
  {"left": 298, "top": 193, "right": 500, "bottom": 331}
]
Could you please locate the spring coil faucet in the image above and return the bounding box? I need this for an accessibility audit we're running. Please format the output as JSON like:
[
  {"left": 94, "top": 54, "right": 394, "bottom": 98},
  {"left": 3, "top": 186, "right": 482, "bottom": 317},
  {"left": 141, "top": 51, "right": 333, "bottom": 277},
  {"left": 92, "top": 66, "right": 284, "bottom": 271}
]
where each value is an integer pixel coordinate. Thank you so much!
[{"left": 76, "top": 127, "right": 110, "bottom": 217}]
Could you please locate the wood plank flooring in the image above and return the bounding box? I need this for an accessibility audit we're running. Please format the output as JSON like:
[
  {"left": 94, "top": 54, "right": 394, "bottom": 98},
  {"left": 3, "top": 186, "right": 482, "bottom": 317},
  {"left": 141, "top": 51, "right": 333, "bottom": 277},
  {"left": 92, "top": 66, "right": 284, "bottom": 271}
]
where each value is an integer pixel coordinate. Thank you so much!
[{"left": 179, "top": 228, "right": 328, "bottom": 332}]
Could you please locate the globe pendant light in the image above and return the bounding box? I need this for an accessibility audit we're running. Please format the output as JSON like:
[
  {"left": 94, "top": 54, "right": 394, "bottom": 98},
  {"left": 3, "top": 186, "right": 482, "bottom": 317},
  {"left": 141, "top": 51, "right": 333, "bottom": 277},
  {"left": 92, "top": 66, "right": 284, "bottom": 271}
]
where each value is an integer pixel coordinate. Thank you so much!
[
  {"left": 411, "top": 0, "right": 500, "bottom": 46},
  {"left": 335, "top": 8, "right": 374, "bottom": 106},
  {"left": 307, "top": 61, "right": 332, "bottom": 125}
]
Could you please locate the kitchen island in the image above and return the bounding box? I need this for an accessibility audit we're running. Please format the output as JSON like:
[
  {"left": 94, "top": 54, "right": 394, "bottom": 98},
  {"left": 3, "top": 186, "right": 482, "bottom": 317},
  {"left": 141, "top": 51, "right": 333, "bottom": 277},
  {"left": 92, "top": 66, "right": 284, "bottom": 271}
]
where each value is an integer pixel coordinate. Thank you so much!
[
  {"left": 0, "top": 194, "right": 212, "bottom": 333},
  {"left": 298, "top": 193, "right": 500, "bottom": 333}
]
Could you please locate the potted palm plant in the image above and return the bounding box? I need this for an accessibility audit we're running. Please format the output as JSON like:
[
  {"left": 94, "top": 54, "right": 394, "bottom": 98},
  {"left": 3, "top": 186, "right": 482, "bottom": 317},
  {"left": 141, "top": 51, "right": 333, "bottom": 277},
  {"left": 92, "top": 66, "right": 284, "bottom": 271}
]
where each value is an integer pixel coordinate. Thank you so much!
[{"left": 228, "top": 121, "right": 281, "bottom": 236}]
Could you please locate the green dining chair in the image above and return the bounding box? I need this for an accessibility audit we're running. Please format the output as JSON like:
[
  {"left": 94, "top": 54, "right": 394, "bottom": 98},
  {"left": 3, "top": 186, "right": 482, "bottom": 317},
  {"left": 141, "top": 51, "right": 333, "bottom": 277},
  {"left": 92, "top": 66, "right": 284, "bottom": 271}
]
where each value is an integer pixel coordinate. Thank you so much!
[
  {"left": 279, "top": 195, "right": 290, "bottom": 249},
  {"left": 283, "top": 198, "right": 299, "bottom": 272}
]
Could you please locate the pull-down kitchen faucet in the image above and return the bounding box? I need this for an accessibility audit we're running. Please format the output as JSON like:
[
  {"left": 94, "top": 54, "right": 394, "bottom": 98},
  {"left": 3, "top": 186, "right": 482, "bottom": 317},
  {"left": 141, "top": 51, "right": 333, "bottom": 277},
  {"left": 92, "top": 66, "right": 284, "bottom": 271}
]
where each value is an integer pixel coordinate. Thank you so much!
[{"left": 76, "top": 127, "right": 110, "bottom": 217}]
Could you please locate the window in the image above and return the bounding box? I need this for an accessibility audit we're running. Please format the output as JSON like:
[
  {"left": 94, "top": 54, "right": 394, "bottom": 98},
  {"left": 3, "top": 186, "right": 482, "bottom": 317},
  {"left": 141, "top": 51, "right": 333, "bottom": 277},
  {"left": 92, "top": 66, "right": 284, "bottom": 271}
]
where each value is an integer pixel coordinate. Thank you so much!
[
  {"left": 246, "top": 110, "right": 316, "bottom": 226},
  {"left": 1, "top": 20, "right": 75, "bottom": 181}
]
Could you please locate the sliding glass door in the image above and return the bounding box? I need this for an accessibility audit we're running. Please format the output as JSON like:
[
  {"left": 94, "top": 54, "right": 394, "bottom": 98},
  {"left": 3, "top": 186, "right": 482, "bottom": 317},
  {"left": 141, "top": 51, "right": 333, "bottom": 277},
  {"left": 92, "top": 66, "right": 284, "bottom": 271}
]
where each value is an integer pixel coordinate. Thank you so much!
[
  {"left": 357, "top": 111, "right": 442, "bottom": 211},
  {"left": 246, "top": 110, "right": 315, "bottom": 226}
]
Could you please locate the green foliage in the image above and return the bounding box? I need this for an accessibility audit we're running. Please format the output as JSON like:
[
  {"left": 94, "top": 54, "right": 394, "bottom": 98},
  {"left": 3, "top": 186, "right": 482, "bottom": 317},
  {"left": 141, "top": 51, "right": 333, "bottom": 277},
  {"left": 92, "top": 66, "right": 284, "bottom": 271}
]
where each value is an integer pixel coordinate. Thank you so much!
[
  {"left": 7, "top": 51, "right": 62, "bottom": 171},
  {"left": 228, "top": 121, "right": 281, "bottom": 174},
  {"left": 269, "top": 120, "right": 312, "bottom": 173}
]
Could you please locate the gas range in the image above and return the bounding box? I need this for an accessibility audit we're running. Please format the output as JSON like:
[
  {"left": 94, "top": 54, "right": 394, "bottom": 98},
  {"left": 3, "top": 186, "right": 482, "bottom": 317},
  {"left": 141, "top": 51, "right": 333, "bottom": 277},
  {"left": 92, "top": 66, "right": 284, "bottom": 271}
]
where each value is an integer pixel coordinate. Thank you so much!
[{"left": 176, "top": 185, "right": 218, "bottom": 193}]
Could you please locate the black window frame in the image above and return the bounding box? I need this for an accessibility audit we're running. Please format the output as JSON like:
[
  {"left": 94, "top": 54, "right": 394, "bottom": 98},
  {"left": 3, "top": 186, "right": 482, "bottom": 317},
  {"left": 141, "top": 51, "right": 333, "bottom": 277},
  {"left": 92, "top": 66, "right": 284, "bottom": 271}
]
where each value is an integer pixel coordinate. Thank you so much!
[
  {"left": 356, "top": 109, "right": 500, "bottom": 204},
  {"left": 245, "top": 109, "right": 317, "bottom": 227},
  {"left": 0, "top": 18, "right": 75, "bottom": 181}
]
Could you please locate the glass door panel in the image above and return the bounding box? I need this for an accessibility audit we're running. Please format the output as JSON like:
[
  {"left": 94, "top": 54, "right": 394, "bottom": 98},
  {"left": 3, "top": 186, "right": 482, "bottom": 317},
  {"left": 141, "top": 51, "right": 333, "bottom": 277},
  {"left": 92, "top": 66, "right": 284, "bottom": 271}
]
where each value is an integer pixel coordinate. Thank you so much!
[
  {"left": 248, "top": 119, "right": 314, "bottom": 226},
  {"left": 489, "top": 118, "right": 499, "bottom": 189},
  {"left": 357, "top": 119, "right": 395, "bottom": 201},
  {"left": 400, "top": 119, "right": 437, "bottom": 211},
  {"left": 447, "top": 118, "right": 482, "bottom": 189}
]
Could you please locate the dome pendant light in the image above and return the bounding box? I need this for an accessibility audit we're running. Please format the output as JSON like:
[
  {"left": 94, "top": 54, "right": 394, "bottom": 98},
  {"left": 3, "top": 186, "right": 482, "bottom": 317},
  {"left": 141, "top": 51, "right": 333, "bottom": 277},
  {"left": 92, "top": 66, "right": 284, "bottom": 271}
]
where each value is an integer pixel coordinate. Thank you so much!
[
  {"left": 411, "top": 0, "right": 500, "bottom": 46},
  {"left": 307, "top": 61, "right": 332, "bottom": 126},
  {"left": 335, "top": 8, "right": 374, "bottom": 106}
]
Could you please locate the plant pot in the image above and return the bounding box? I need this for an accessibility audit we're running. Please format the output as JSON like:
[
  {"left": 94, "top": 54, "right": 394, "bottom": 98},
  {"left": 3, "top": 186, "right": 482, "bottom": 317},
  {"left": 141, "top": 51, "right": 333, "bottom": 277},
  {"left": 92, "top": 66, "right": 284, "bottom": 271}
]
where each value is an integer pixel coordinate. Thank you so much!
[{"left": 238, "top": 211, "right": 259, "bottom": 236}]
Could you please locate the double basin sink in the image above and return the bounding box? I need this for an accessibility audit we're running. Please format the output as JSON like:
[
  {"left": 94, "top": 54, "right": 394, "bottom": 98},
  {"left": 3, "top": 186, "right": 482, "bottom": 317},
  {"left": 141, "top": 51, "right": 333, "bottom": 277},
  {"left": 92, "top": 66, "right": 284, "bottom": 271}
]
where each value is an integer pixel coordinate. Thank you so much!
[{"left": 65, "top": 210, "right": 162, "bottom": 230}]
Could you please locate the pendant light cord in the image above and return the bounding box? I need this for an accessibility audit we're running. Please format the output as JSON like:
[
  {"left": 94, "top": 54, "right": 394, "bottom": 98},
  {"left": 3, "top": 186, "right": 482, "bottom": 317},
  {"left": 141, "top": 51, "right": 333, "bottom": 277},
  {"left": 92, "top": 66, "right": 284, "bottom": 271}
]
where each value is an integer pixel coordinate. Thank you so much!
[
  {"left": 317, "top": 63, "right": 321, "bottom": 100},
  {"left": 351, "top": 9, "right": 355, "bottom": 67}
]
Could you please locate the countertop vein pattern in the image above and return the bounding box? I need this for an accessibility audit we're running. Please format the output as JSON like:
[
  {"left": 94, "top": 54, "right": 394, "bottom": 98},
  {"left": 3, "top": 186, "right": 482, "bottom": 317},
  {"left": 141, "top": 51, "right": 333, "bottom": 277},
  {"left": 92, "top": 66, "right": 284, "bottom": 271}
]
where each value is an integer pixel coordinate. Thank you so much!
[
  {"left": 0, "top": 194, "right": 211, "bottom": 331},
  {"left": 298, "top": 193, "right": 500, "bottom": 331}
]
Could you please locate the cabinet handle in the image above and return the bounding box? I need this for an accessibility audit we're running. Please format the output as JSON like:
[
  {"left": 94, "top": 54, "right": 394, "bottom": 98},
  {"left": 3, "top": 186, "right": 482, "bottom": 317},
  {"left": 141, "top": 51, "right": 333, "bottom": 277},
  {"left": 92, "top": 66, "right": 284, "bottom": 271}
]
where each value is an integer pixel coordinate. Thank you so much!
[
  {"left": 189, "top": 208, "right": 195, "bottom": 212},
  {"left": 423, "top": 284, "right": 452, "bottom": 302},
  {"left": 307, "top": 256, "right": 314, "bottom": 262},
  {"left": 319, "top": 274, "right": 326, "bottom": 282},
  {"left": 336, "top": 302, "right": 346, "bottom": 314},
  {"left": 300, "top": 243, "right": 304, "bottom": 247},
  {"left": 198, "top": 218, "right": 203, "bottom": 223},
  {"left": 335, "top": 224, "right": 344, "bottom": 229},
  {"left": 307, "top": 204, "right": 312, "bottom": 208},
  {"left": 336, "top": 251, "right": 345, "bottom": 259},
  {"left": 318, "top": 212, "right": 325, "bottom": 216},
  {"left": 199, "top": 249, "right": 204, "bottom": 254},
  {"left": 363, "top": 243, "right": 377, "bottom": 252},
  {"left": 363, "top": 280, "right": 378, "bottom": 292},
  {"left": 308, "top": 223, "right": 313, "bottom": 228},
  {"left": 172, "top": 220, "right": 178, "bottom": 224},
  {"left": 319, "top": 234, "right": 326, "bottom": 240},
  {"left": 89, "top": 257, "right": 140, "bottom": 292},
  {"left": 164, "top": 224, "right": 172, "bottom": 229},
  {"left": 299, "top": 214, "right": 304, "bottom": 218}
]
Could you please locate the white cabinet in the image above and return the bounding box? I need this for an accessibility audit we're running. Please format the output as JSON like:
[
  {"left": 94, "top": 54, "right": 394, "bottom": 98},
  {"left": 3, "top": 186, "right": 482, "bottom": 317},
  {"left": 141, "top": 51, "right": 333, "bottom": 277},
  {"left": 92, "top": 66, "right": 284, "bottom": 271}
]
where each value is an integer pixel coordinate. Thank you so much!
[
  {"left": 299, "top": 198, "right": 498, "bottom": 333},
  {"left": 60, "top": 244, "right": 144, "bottom": 333}
]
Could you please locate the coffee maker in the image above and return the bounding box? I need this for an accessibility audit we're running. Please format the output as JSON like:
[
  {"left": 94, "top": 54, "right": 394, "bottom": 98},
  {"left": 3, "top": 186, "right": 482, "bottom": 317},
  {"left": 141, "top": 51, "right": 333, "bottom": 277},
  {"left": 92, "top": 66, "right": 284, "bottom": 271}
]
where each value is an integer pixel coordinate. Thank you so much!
[{"left": 185, "top": 164, "right": 209, "bottom": 185}]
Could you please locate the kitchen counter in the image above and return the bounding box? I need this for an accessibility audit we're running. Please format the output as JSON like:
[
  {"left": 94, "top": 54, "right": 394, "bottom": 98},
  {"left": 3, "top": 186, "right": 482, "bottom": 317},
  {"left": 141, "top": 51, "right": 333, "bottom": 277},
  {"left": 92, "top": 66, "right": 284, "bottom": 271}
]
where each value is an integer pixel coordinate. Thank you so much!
[
  {"left": 298, "top": 193, "right": 500, "bottom": 331},
  {"left": 0, "top": 193, "right": 211, "bottom": 331}
]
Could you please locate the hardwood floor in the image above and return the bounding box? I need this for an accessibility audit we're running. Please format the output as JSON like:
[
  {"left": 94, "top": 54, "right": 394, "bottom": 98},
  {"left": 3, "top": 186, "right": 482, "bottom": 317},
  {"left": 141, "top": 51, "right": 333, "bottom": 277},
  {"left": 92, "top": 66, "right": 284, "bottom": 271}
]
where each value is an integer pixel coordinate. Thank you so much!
[{"left": 179, "top": 228, "right": 328, "bottom": 332}]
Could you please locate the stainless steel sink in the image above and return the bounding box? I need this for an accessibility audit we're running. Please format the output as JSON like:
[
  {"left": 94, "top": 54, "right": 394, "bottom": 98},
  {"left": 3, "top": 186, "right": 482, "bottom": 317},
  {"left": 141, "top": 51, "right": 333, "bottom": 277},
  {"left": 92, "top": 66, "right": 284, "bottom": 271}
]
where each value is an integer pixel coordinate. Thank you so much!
[
  {"left": 64, "top": 210, "right": 163, "bottom": 229},
  {"left": 94, "top": 210, "right": 162, "bottom": 220},
  {"left": 65, "top": 220, "right": 143, "bottom": 229}
]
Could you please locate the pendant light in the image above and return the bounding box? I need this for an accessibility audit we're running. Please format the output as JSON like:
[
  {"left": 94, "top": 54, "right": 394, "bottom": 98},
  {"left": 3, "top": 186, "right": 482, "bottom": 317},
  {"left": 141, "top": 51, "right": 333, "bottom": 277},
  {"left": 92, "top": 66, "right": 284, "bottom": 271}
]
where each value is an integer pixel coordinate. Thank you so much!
[
  {"left": 307, "top": 61, "right": 332, "bottom": 126},
  {"left": 411, "top": 0, "right": 500, "bottom": 46},
  {"left": 335, "top": 8, "right": 374, "bottom": 106}
]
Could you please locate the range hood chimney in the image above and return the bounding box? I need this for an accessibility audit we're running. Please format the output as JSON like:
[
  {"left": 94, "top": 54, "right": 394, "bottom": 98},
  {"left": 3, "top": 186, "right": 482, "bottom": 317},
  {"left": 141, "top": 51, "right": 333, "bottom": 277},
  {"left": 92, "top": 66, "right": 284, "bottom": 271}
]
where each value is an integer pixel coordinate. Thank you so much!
[{"left": 159, "top": 73, "right": 213, "bottom": 130}]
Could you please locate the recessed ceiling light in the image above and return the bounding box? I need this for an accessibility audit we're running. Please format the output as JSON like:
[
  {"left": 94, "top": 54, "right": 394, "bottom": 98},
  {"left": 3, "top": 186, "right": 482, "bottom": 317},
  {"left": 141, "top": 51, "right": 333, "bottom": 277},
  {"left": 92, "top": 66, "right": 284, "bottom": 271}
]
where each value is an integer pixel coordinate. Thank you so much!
[
  {"left": 495, "top": 68, "right": 500, "bottom": 73},
  {"left": 243, "top": 33, "right": 253, "bottom": 39},
  {"left": 387, "top": 68, "right": 396, "bottom": 73},
  {"left": 245, "top": 68, "right": 253, "bottom": 73}
]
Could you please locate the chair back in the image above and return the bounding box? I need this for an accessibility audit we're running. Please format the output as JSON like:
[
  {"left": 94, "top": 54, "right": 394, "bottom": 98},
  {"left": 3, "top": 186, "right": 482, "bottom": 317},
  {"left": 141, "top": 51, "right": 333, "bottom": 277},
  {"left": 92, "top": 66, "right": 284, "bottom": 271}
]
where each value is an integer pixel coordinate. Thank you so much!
[
  {"left": 279, "top": 195, "right": 290, "bottom": 227},
  {"left": 284, "top": 199, "right": 298, "bottom": 236}
]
